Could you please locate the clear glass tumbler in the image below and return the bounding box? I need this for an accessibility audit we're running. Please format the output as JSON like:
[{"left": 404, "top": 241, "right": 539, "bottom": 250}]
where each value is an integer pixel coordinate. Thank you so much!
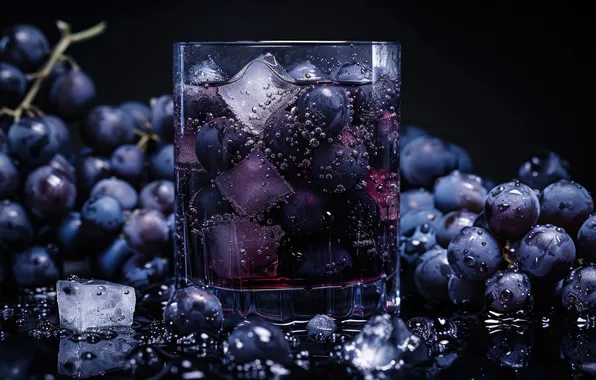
[{"left": 174, "top": 42, "right": 400, "bottom": 322}]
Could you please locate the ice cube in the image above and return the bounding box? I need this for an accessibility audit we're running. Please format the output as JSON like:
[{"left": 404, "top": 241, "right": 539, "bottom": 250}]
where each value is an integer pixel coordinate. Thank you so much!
[
  {"left": 57, "top": 278, "right": 136, "bottom": 333},
  {"left": 58, "top": 332, "right": 137, "bottom": 379},
  {"left": 215, "top": 150, "right": 294, "bottom": 217},
  {"left": 218, "top": 53, "right": 301, "bottom": 134},
  {"left": 307, "top": 314, "right": 337, "bottom": 341},
  {"left": 186, "top": 58, "right": 228, "bottom": 85},
  {"left": 341, "top": 314, "right": 428, "bottom": 373},
  {"left": 203, "top": 217, "right": 284, "bottom": 279}
]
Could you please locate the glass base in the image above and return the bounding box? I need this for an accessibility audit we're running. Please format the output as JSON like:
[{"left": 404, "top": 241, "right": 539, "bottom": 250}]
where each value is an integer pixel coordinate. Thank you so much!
[{"left": 204, "top": 273, "right": 400, "bottom": 323}]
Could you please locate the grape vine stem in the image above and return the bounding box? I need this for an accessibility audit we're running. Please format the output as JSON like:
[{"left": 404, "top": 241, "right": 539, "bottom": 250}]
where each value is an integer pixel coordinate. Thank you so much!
[{"left": 1, "top": 20, "right": 106, "bottom": 121}]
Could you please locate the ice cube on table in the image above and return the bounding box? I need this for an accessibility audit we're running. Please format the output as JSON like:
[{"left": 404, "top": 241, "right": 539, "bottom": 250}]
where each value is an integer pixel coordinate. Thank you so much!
[
  {"left": 218, "top": 53, "right": 301, "bottom": 135},
  {"left": 215, "top": 150, "right": 294, "bottom": 217},
  {"left": 307, "top": 314, "right": 337, "bottom": 340},
  {"left": 57, "top": 278, "right": 136, "bottom": 333},
  {"left": 58, "top": 331, "right": 137, "bottom": 379},
  {"left": 203, "top": 217, "right": 284, "bottom": 279}
]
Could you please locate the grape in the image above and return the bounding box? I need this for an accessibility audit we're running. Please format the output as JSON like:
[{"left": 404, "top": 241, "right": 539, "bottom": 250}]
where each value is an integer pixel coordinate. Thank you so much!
[
  {"left": 399, "top": 223, "right": 437, "bottom": 264},
  {"left": 484, "top": 180, "right": 539, "bottom": 239},
  {"left": 120, "top": 254, "right": 169, "bottom": 288},
  {"left": 518, "top": 152, "right": 570, "bottom": 191},
  {"left": 139, "top": 180, "right": 175, "bottom": 215},
  {"left": 560, "top": 265, "right": 596, "bottom": 315},
  {"left": 12, "top": 246, "right": 61, "bottom": 287},
  {"left": 485, "top": 270, "right": 533, "bottom": 314},
  {"left": 90, "top": 177, "right": 138, "bottom": 210},
  {"left": 179, "top": 84, "right": 230, "bottom": 124},
  {"left": 24, "top": 161, "right": 76, "bottom": 219},
  {"left": 577, "top": 214, "right": 596, "bottom": 263},
  {"left": 517, "top": 224, "right": 576, "bottom": 281},
  {"left": 150, "top": 144, "right": 174, "bottom": 181},
  {"left": 280, "top": 186, "right": 326, "bottom": 237},
  {"left": 119, "top": 101, "right": 151, "bottom": 133},
  {"left": 188, "top": 184, "right": 232, "bottom": 224},
  {"left": 447, "top": 226, "right": 503, "bottom": 280},
  {"left": 55, "top": 211, "right": 90, "bottom": 260},
  {"left": 195, "top": 117, "right": 228, "bottom": 176},
  {"left": 401, "top": 136, "right": 458, "bottom": 188},
  {"left": 435, "top": 210, "right": 477, "bottom": 248},
  {"left": 400, "top": 125, "right": 427, "bottom": 152},
  {"left": 110, "top": 144, "right": 146, "bottom": 185},
  {"left": 0, "top": 25, "right": 49, "bottom": 71},
  {"left": 74, "top": 154, "right": 111, "bottom": 195},
  {"left": 7, "top": 117, "right": 60, "bottom": 168},
  {"left": 44, "top": 115, "right": 72, "bottom": 156},
  {"left": 448, "top": 276, "right": 485, "bottom": 311},
  {"left": 297, "top": 85, "right": 350, "bottom": 137},
  {"left": 223, "top": 319, "right": 291, "bottom": 365},
  {"left": 433, "top": 171, "right": 486, "bottom": 213},
  {"left": 0, "top": 200, "right": 33, "bottom": 252},
  {"left": 414, "top": 246, "right": 451, "bottom": 303},
  {"left": 0, "top": 152, "right": 19, "bottom": 198},
  {"left": 48, "top": 70, "right": 96, "bottom": 119},
  {"left": 95, "top": 237, "right": 134, "bottom": 279},
  {"left": 400, "top": 207, "right": 443, "bottom": 236},
  {"left": 81, "top": 195, "right": 125, "bottom": 238},
  {"left": 82, "top": 106, "right": 136, "bottom": 155},
  {"left": 352, "top": 76, "right": 399, "bottom": 125},
  {"left": 538, "top": 180, "right": 594, "bottom": 237},
  {"left": 123, "top": 209, "right": 169, "bottom": 256},
  {"left": 163, "top": 286, "right": 223, "bottom": 335},
  {"left": 0, "top": 62, "right": 26, "bottom": 107},
  {"left": 151, "top": 95, "right": 174, "bottom": 143},
  {"left": 400, "top": 188, "right": 434, "bottom": 216}
]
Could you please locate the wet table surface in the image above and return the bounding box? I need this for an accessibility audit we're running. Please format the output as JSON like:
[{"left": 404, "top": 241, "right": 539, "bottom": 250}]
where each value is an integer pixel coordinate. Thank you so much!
[{"left": 0, "top": 280, "right": 592, "bottom": 380}]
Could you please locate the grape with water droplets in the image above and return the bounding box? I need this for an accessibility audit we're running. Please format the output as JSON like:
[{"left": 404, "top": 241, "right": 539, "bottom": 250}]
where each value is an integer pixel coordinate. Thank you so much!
[
  {"left": 538, "top": 180, "right": 594, "bottom": 237},
  {"left": 560, "top": 264, "right": 596, "bottom": 315},
  {"left": 223, "top": 318, "right": 291, "bottom": 365},
  {"left": 518, "top": 152, "right": 570, "bottom": 191},
  {"left": 577, "top": 214, "right": 596, "bottom": 263},
  {"left": 485, "top": 269, "right": 533, "bottom": 314},
  {"left": 414, "top": 246, "right": 451, "bottom": 303},
  {"left": 447, "top": 226, "right": 503, "bottom": 280},
  {"left": 163, "top": 286, "right": 223, "bottom": 336},
  {"left": 297, "top": 85, "right": 350, "bottom": 137}
]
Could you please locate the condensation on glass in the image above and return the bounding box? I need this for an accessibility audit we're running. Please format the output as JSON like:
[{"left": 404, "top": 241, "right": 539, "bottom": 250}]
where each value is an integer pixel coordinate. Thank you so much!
[{"left": 174, "top": 42, "right": 400, "bottom": 322}]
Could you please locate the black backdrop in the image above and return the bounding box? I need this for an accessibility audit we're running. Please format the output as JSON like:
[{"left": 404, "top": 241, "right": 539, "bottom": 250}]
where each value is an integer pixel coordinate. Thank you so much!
[{"left": 1, "top": 1, "right": 594, "bottom": 190}]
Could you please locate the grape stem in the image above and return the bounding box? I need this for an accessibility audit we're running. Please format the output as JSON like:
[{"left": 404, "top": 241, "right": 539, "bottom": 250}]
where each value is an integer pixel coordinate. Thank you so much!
[{"left": 1, "top": 20, "right": 106, "bottom": 121}]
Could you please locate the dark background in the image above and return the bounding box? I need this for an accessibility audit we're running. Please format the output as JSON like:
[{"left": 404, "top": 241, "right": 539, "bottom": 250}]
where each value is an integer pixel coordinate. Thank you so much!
[{"left": 1, "top": 1, "right": 594, "bottom": 190}]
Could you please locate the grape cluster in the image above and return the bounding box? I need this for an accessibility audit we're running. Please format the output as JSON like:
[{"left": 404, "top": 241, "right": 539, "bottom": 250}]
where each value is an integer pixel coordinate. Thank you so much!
[
  {"left": 401, "top": 132, "right": 596, "bottom": 317},
  {"left": 0, "top": 22, "right": 174, "bottom": 296}
]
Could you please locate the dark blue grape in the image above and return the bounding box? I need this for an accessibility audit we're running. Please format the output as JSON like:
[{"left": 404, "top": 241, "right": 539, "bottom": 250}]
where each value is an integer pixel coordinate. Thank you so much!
[
  {"left": 262, "top": 111, "right": 308, "bottom": 175},
  {"left": 150, "top": 143, "right": 174, "bottom": 181},
  {"left": 223, "top": 318, "right": 291, "bottom": 365},
  {"left": 539, "top": 180, "right": 594, "bottom": 237},
  {"left": 7, "top": 117, "right": 60, "bottom": 168},
  {"left": 399, "top": 223, "right": 437, "bottom": 264},
  {"left": 81, "top": 195, "right": 124, "bottom": 238},
  {"left": 24, "top": 162, "right": 76, "bottom": 219},
  {"left": 164, "top": 286, "right": 223, "bottom": 335},
  {"left": 435, "top": 210, "right": 477, "bottom": 247},
  {"left": 400, "top": 125, "right": 427, "bottom": 152},
  {"left": 12, "top": 246, "right": 61, "bottom": 287},
  {"left": 0, "top": 25, "right": 49, "bottom": 71},
  {"left": 414, "top": 246, "right": 451, "bottom": 302},
  {"left": 221, "top": 119, "right": 252, "bottom": 167},
  {"left": 400, "top": 188, "right": 434, "bottom": 216},
  {"left": 517, "top": 224, "right": 576, "bottom": 281},
  {"left": 0, "top": 200, "right": 33, "bottom": 252},
  {"left": 95, "top": 237, "right": 134, "bottom": 279},
  {"left": 518, "top": 152, "right": 570, "bottom": 191},
  {"left": 48, "top": 70, "right": 96, "bottom": 119},
  {"left": 74, "top": 154, "right": 111, "bottom": 195},
  {"left": 82, "top": 106, "right": 136, "bottom": 155},
  {"left": 0, "top": 152, "right": 19, "bottom": 198},
  {"left": 140, "top": 180, "right": 175, "bottom": 215},
  {"left": 151, "top": 95, "right": 174, "bottom": 143},
  {"left": 448, "top": 276, "right": 485, "bottom": 311},
  {"left": 110, "top": 144, "right": 145, "bottom": 185},
  {"left": 186, "top": 58, "right": 228, "bottom": 85},
  {"left": 447, "top": 226, "right": 503, "bottom": 280},
  {"left": 90, "top": 177, "right": 138, "bottom": 210},
  {"left": 121, "top": 254, "right": 169, "bottom": 288},
  {"left": 484, "top": 180, "right": 539, "bottom": 239},
  {"left": 295, "top": 242, "right": 353, "bottom": 279},
  {"left": 448, "top": 143, "right": 473, "bottom": 172},
  {"left": 577, "top": 214, "right": 596, "bottom": 263},
  {"left": 400, "top": 207, "right": 443, "bottom": 236},
  {"left": 434, "top": 171, "right": 486, "bottom": 213},
  {"left": 123, "top": 209, "right": 169, "bottom": 256},
  {"left": 561, "top": 265, "right": 596, "bottom": 315},
  {"left": 119, "top": 101, "right": 150, "bottom": 135},
  {"left": 286, "top": 60, "right": 327, "bottom": 82},
  {"left": 312, "top": 131, "right": 369, "bottom": 193},
  {"left": 485, "top": 270, "right": 533, "bottom": 314},
  {"left": 179, "top": 84, "right": 230, "bottom": 124},
  {"left": 401, "top": 136, "right": 458, "bottom": 188},
  {"left": 0, "top": 62, "right": 26, "bottom": 107},
  {"left": 297, "top": 85, "right": 350, "bottom": 137},
  {"left": 280, "top": 186, "right": 326, "bottom": 237},
  {"left": 55, "top": 212, "right": 88, "bottom": 260},
  {"left": 195, "top": 117, "right": 229, "bottom": 176},
  {"left": 562, "top": 331, "right": 596, "bottom": 376},
  {"left": 188, "top": 184, "right": 231, "bottom": 228},
  {"left": 44, "top": 115, "right": 72, "bottom": 156}
]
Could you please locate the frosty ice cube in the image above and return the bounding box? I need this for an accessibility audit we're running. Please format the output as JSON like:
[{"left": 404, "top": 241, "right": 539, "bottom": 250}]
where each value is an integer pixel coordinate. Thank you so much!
[
  {"left": 203, "top": 216, "right": 284, "bottom": 279},
  {"left": 218, "top": 53, "right": 301, "bottom": 134},
  {"left": 57, "top": 278, "right": 136, "bottom": 333},
  {"left": 58, "top": 332, "right": 137, "bottom": 379},
  {"left": 215, "top": 150, "right": 294, "bottom": 217}
]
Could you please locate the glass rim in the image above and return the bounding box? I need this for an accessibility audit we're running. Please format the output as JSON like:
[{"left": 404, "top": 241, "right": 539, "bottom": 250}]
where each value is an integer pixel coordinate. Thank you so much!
[{"left": 174, "top": 41, "right": 400, "bottom": 47}]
